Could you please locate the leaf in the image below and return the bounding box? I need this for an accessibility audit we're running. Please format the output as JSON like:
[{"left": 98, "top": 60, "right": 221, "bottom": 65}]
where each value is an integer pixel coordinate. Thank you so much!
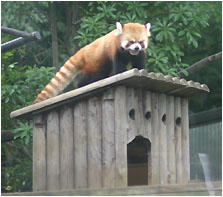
[
  {"left": 178, "top": 30, "right": 185, "bottom": 36},
  {"left": 181, "top": 69, "right": 189, "bottom": 76}
]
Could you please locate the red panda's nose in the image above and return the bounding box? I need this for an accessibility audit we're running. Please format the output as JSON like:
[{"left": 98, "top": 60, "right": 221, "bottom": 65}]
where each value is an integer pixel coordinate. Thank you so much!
[{"left": 135, "top": 46, "right": 139, "bottom": 51}]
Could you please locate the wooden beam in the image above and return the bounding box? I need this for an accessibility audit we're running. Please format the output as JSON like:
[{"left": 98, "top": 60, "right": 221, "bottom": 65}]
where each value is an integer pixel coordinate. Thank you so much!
[{"left": 2, "top": 181, "right": 222, "bottom": 196}]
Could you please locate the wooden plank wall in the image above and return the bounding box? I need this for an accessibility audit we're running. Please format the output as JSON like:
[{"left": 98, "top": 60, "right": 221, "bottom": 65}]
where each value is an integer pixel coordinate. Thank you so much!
[{"left": 32, "top": 86, "right": 190, "bottom": 191}]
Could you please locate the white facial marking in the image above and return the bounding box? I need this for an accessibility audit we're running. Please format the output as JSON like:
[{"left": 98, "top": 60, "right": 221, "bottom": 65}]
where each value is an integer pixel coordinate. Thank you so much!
[
  {"left": 115, "top": 22, "right": 123, "bottom": 36},
  {"left": 129, "top": 43, "right": 142, "bottom": 51},
  {"left": 121, "top": 40, "right": 129, "bottom": 49},
  {"left": 146, "top": 23, "right": 151, "bottom": 37},
  {"left": 143, "top": 40, "right": 148, "bottom": 49}
]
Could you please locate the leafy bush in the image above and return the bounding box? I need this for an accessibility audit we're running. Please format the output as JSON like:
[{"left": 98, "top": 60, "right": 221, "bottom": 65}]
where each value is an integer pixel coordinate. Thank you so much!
[
  {"left": 1, "top": 50, "right": 55, "bottom": 192},
  {"left": 74, "top": 1, "right": 211, "bottom": 76}
]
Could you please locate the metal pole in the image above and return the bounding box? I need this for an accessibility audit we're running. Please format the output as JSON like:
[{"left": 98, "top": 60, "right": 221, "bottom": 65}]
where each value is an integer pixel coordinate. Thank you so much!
[
  {"left": 1, "top": 26, "right": 41, "bottom": 52},
  {"left": 1, "top": 26, "right": 41, "bottom": 40}
]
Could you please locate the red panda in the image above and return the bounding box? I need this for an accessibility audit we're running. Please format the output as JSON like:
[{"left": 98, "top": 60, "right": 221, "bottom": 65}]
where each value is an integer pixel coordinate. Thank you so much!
[{"left": 33, "top": 22, "right": 151, "bottom": 104}]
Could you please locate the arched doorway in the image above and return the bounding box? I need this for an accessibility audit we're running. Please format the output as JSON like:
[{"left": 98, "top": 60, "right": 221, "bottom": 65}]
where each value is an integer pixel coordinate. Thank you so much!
[{"left": 127, "top": 136, "right": 151, "bottom": 186}]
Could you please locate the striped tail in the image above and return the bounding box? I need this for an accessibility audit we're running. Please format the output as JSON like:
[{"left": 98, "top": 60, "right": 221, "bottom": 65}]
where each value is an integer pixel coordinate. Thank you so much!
[{"left": 33, "top": 57, "right": 80, "bottom": 104}]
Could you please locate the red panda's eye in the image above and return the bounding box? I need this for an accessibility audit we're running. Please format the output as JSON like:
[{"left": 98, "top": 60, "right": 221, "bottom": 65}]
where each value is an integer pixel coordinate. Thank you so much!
[{"left": 129, "top": 41, "right": 135, "bottom": 44}]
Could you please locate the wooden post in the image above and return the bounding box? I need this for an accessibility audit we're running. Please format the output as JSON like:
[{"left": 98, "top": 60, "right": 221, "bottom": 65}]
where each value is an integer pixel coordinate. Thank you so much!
[
  {"left": 102, "top": 89, "right": 115, "bottom": 188},
  {"left": 33, "top": 115, "right": 46, "bottom": 191},
  {"left": 158, "top": 94, "right": 168, "bottom": 184},
  {"left": 181, "top": 99, "right": 190, "bottom": 183},
  {"left": 114, "top": 86, "right": 127, "bottom": 187},
  {"left": 87, "top": 97, "right": 102, "bottom": 188},
  {"left": 126, "top": 88, "right": 136, "bottom": 143},
  {"left": 174, "top": 97, "right": 183, "bottom": 183},
  {"left": 134, "top": 88, "right": 145, "bottom": 136},
  {"left": 166, "top": 96, "right": 176, "bottom": 184},
  {"left": 143, "top": 91, "right": 152, "bottom": 141},
  {"left": 143, "top": 91, "right": 152, "bottom": 185},
  {"left": 151, "top": 93, "right": 159, "bottom": 184},
  {"left": 60, "top": 105, "right": 74, "bottom": 190},
  {"left": 73, "top": 102, "right": 88, "bottom": 188},
  {"left": 46, "top": 110, "right": 60, "bottom": 190}
]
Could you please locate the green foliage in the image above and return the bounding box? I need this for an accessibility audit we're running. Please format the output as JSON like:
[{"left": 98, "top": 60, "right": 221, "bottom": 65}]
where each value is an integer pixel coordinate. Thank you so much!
[
  {"left": 73, "top": 1, "right": 213, "bottom": 76},
  {"left": 2, "top": 145, "right": 32, "bottom": 192},
  {"left": 1, "top": 49, "right": 55, "bottom": 192},
  {"left": 13, "top": 122, "right": 33, "bottom": 145}
]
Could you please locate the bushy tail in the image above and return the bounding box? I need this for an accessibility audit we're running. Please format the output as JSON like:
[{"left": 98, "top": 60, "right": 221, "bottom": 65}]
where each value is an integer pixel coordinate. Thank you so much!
[{"left": 33, "top": 57, "right": 80, "bottom": 104}]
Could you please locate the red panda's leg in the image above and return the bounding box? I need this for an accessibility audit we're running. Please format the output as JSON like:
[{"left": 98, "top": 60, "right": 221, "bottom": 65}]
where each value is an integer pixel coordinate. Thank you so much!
[
  {"left": 78, "top": 60, "right": 113, "bottom": 87},
  {"left": 113, "top": 50, "right": 129, "bottom": 74},
  {"left": 131, "top": 51, "right": 146, "bottom": 70}
]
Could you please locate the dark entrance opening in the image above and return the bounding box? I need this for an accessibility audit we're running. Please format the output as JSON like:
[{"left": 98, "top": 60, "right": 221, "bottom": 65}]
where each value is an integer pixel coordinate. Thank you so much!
[{"left": 127, "top": 136, "right": 151, "bottom": 186}]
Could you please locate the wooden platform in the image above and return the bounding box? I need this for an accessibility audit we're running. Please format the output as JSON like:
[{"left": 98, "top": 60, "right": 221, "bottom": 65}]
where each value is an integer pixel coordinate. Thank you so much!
[
  {"left": 10, "top": 69, "right": 209, "bottom": 119},
  {"left": 2, "top": 181, "right": 222, "bottom": 196}
]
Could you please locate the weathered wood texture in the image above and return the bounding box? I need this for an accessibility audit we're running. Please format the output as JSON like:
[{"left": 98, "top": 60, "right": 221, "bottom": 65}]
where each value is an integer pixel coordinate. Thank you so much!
[
  {"left": 15, "top": 69, "right": 196, "bottom": 192},
  {"left": 174, "top": 97, "right": 183, "bottom": 183},
  {"left": 3, "top": 181, "right": 222, "bottom": 196},
  {"left": 60, "top": 106, "right": 74, "bottom": 190},
  {"left": 73, "top": 102, "right": 88, "bottom": 188},
  {"left": 10, "top": 69, "right": 209, "bottom": 119},
  {"left": 33, "top": 115, "right": 46, "bottom": 191},
  {"left": 151, "top": 93, "right": 160, "bottom": 185},
  {"left": 46, "top": 111, "right": 60, "bottom": 190},
  {"left": 166, "top": 96, "right": 176, "bottom": 184},
  {"left": 114, "top": 86, "right": 128, "bottom": 187},
  {"left": 87, "top": 97, "right": 102, "bottom": 188},
  {"left": 181, "top": 99, "right": 190, "bottom": 183},
  {"left": 158, "top": 94, "right": 168, "bottom": 184},
  {"left": 30, "top": 86, "right": 191, "bottom": 191},
  {"left": 102, "top": 89, "right": 115, "bottom": 188}
]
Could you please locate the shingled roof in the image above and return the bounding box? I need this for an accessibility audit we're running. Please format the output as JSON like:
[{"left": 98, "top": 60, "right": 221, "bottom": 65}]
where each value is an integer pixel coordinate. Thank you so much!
[{"left": 10, "top": 69, "right": 209, "bottom": 119}]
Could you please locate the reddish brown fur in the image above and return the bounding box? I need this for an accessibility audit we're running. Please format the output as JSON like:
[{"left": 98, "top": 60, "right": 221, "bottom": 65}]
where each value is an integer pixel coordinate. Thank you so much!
[{"left": 33, "top": 23, "right": 149, "bottom": 104}]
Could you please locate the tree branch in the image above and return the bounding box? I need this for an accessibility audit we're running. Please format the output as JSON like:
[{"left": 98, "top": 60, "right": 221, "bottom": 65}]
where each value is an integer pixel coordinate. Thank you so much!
[
  {"left": 6, "top": 142, "right": 32, "bottom": 161},
  {"left": 49, "top": 2, "right": 59, "bottom": 72},
  {"left": 72, "top": 2, "right": 81, "bottom": 53},
  {"left": 179, "top": 51, "right": 222, "bottom": 77},
  {"left": 2, "top": 130, "right": 15, "bottom": 142},
  {"left": 64, "top": 2, "right": 73, "bottom": 56}
]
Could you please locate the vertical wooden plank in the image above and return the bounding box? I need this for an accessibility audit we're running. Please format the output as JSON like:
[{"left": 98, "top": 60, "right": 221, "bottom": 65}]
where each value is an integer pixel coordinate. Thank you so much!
[
  {"left": 143, "top": 91, "right": 152, "bottom": 141},
  {"left": 181, "top": 98, "right": 190, "bottom": 183},
  {"left": 46, "top": 110, "right": 60, "bottom": 190},
  {"left": 126, "top": 87, "right": 136, "bottom": 143},
  {"left": 174, "top": 97, "right": 183, "bottom": 183},
  {"left": 114, "top": 86, "right": 128, "bottom": 187},
  {"left": 73, "top": 101, "right": 88, "bottom": 189},
  {"left": 151, "top": 92, "right": 159, "bottom": 185},
  {"left": 60, "top": 105, "right": 74, "bottom": 190},
  {"left": 166, "top": 96, "right": 176, "bottom": 184},
  {"left": 87, "top": 96, "right": 102, "bottom": 188},
  {"left": 102, "top": 89, "right": 115, "bottom": 188},
  {"left": 33, "top": 115, "right": 47, "bottom": 191},
  {"left": 144, "top": 91, "right": 152, "bottom": 185},
  {"left": 134, "top": 88, "right": 145, "bottom": 137},
  {"left": 158, "top": 94, "right": 168, "bottom": 184}
]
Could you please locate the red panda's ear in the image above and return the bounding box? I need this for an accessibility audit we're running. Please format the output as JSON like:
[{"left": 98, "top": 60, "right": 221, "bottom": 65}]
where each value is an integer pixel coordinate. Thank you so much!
[
  {"left": 145, "top": 23, "right": 151, "bottom": 37},
  {"left": 115, "top": 22, "right": 123, "bottom": 36}
]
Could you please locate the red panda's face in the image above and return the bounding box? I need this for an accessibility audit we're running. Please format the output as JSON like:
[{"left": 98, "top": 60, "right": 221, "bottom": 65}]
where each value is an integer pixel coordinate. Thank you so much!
[{"left": 115, "top": 22, "right": 151, "bottom": 56}]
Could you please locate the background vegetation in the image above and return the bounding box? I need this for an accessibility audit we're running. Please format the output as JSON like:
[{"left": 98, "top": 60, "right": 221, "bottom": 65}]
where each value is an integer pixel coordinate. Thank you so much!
[{"left": 1, "top": 1, "right": 221, "bottom": 192}]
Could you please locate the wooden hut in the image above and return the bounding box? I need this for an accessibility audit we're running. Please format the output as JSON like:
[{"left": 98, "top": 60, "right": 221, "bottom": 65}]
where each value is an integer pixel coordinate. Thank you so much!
[{"left": 10, "top": 69, "right": 209, "bottom": 192}]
